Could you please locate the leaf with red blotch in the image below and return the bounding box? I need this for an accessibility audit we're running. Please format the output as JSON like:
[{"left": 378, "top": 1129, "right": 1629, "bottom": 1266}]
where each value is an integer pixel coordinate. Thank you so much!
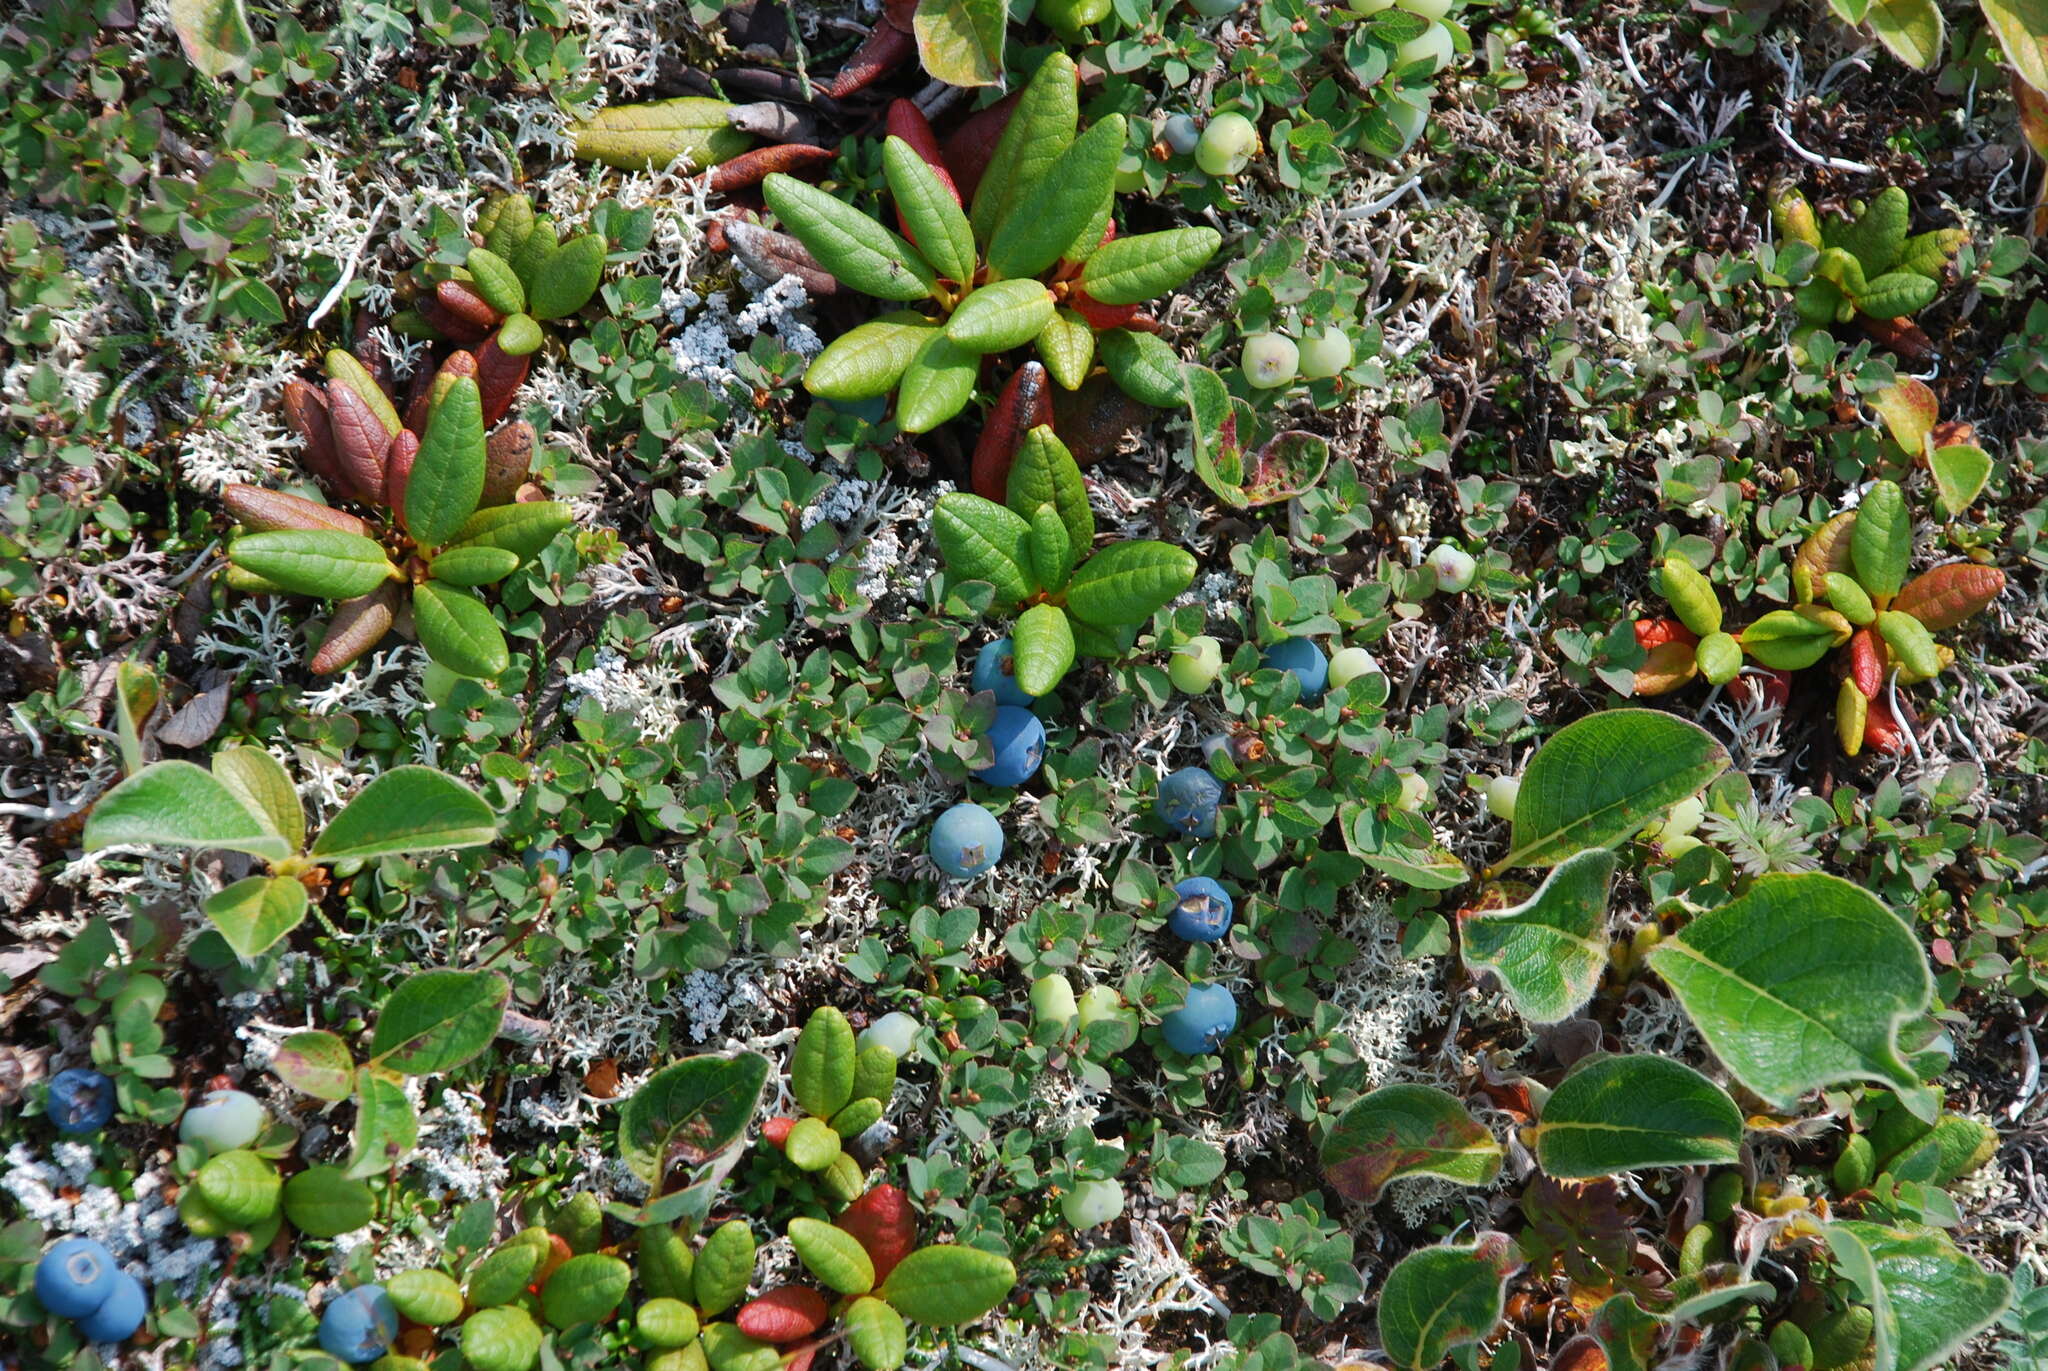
[
  {"left": 836, "top": 1185, "right": 916, "bottom": 1284},
  {"left": 971, "top": 362, "right": 1053, "bottom": 499}
]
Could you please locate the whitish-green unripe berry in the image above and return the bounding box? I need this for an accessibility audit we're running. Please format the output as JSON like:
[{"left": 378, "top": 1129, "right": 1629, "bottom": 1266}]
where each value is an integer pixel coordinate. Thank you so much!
[
  {"left": 1032, "top": 974, "right": 1078, "bottom": 1028},
  {"left": 1345, "top": 0, "right": 1397, "bottom": 12},
  {"left": 1395, "top": 0, "right": 1454, "bottom": 19},
  {"left": 1298, "top": 326, "right": 1353, "bottom": 379},
  {"left": 1075, "top": 985, "right": 1134, "bottom": 1032},
  {"left": 858, "top": 1012, "right": 920, "bottom": 1058},
  {"left": 1396, "top": 22, "right": 1455, "bottom": 73},
  {"left": 1662, "top": 834, "right": 1704, "bottom": 860},
  {"left": 1061, "top": 1179, "right": 1125, "bottom": 1229},
  {"left": 1327, "top": 646, "right": 1380, "bottom": 690},
  {"left": 1658, "top": 796, "right": 1705, "bottom": 844},
  {"left": 1396, "top": 772, "right": 1430, "bottom": 811},
  {"left": 1485, "top": 775, "right": 1520, "bottom": 821},
  {"left": 1113, "top": 151, "right": 1147, "bottom": 193},
  {"left": 1169, "top": 636, "right": 1224, "bottom": 693},
  {"left": 1195, "top": 112, "right": 1260, "bottom": 177},
  {"left": 1242, "top": 333, "right": 1298, "bottom": 389},
  {"left": 1427, "top": 543, "right": 1477, "bottom": 593}
]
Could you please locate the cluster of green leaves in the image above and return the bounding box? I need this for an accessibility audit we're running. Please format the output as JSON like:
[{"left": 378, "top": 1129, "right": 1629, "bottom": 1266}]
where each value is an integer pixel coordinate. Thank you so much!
[
  {"left": 931, "top": 424, "right": 1195, "bottom": 692},
  {"left": 1768, "top": 185, "right": 1963, "bottom": 339},
  {"left": 767, "top": 52, "right": 1220, "bottom": 432}
]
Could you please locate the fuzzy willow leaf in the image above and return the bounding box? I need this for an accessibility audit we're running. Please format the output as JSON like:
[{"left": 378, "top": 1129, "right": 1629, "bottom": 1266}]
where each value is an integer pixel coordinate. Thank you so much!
[
  {"left": 345, "top": 1067, "right": 420, "bottom": 1179},
  {"left": 1063, "top": 540, "right": 1196, "bottom": 628},
  {"left": 273, "top": 1030, "right": 354, "bottom": 1100},
  {"left": 1852, "top": 480, "right": 1911, "bottom": 601},
  {"left": 1459, "top": 847, "right": 1616, "bottom": 1023},
  {"left": 1929, "top": 444, "right": 1992, "bottom": 517},
  {"left": 1646, "top": 873, "right": 1936, "bottom": 1118},
  {"left": 406, "top": 375, "right": 488, "bottom": 549},
  {"left": 83, "top": 760, "right": 293, "bottom": 863},
  {"left": 946, "top": 279, "right": 1057, "bottom": 354},
  {"left": 1319, "top": 1084, "right": 1503, "bottom": 1203},
  {"left": 210, "top": 745, "right": 305, "bottom": 853},
  {"left": 763, "top": 174, "right": 937, "bottom": 302},
  {"left": 804, "top": 312, "right": 942, "bottom": 401},
  {"left": 617, "top": 1053, "right": 772, "bottom": 1186},
  {"left": 412, "top": 581, "right": 511, "bottom": 679},
  {"left": 169, "top": 0, "right": 254, "bottom": 77},
  {"left": 970, "top": 52, "right": 1079, "bottom": 244},
  {"left": 1077, "top": 228, "right": 1222, "bottom": 306},
  {"left": 1005, "top": 425, "right": 1093, "bottom": 551},
  {"left": 1493, "top": 710, "right": 1729, "bottom": 872},
  {"left": 896, "top": 332, "right": 979, "bottom": 434},
  {"left": 1534, "top": 1055, "right": 1743, "bottom": 1178},
  {"left": 931, "top": 494, "right": 1037, "bottom": 607},
  {"left": 203, "top": 875, "right": 310, "bottom": 959},
  {"left": 1824, "top": 1221, "right": 2010, "bottom": 1371},
  {"left": 882, "top": 137, "right": 975, "bottom": 285},
  {"left": 985, "top": 114, "right": 1125, "bottom": 282},
  {"left": 311, "top": 765, "right": 499, "bottom": 861},
  {"left": 1377, "top": 1233, "right": 1520, "bottom": 1371},
  {"left": 1011, "top": 603, "right": 1076, "bottom": 696},
  {"left": 229, "top": 529, "right": 398, "bottom": 601},
  {"left": 1099, "top": 328, "right": 1185, "bottom": 407},
  {"left": 367, "top": 970, "right": 510, "bottom": 1075},
  {"left": 878, "top": 1245, "right": 1016, "bottom": 1325},
  {"left": 1833, "top": 186, "right": 1910, "bottom": 274}
]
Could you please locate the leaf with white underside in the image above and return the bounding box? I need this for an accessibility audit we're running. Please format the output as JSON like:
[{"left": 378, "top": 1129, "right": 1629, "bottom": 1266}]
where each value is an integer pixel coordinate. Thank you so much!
[
  {"left": 1534, "top": 1054, "right": 1743, "bottom": 1178},
  {"left": 1319, "top": 1084, "right": 1503, "bottom": 1203},
  {"left": 1824, "top": 1221, "right": 2010, "bottom": 1371},
  {"left": 1460, "top": 847, "right": 1616, "bottom": 1023},
  {"left": 1646, "top": 873, "right": 1937, "bottom": 1119}
]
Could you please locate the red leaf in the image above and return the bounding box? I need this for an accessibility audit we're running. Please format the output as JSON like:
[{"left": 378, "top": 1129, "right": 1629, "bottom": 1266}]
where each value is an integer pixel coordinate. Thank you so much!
[
  {"left": 826, "top": 22, "right": 916, "bottom": 99},
  {"left": 762, "top": 1116, "right": 796, "bottom": 1149},
  {"left": 709, "top": 144, "right": 837, "bottom": 194},
  {"left": 736, "top": 1286, "right": 829, "bottom": 1342},
  {"left": 940, "top": 89, "right": 1024, "bottom": 202},
  {"left": 836, "top": 1184, "right": 916, "bottom": 1283},
  {"left": 325, "top": 378, "right": 394, "bottom": 504},
  {"left": 475, "top": 335, "right": 530, "bottom": 429},
  {"left": 971, "top": 362, "right": 1054, "bottom": 499}
]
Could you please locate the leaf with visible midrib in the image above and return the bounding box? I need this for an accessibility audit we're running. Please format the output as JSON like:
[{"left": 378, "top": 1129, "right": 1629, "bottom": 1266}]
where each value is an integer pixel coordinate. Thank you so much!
[
  {"left": 1825, "top": 1220, "right": 2011, "bottom": 1371},
  {"left": 83, "top": 760, "right": 293, "bottom": 863},
  {"left": 368, "top": 970, "right": 509, "bottom": 1076},
  {"left": 618, "top": 1052, "right": 772, "bottom": 1187},
  {"left": 211, "top": 746, "right": 305, "bottom": 853},
  {"left": 406, "top": 376, "right": 488, "bottom": 548},
  {"left": 1012, "top": 603, "right": 1076, "bottom": 697},
  {"left": 1063, "top": 540, "right": 1196, "bottom": 628},
  {"left": 229, "top": 529, "right": 398, "bottom": 601},
  {"left": 311, "top": 765, "right": 499, "bottom": 860},
  {"left": 345, "top": 1067, "right": 421, "bottom": 1179},
  {"left": 879, "top": 1244, "right": 1017, "bottom": 1325},
  {"left": 203, "top": 875, "right": 310, "bottom": 959},
  {"left": 931, "top": 495, "right": 1036, "bottom": 608},
  {"left": 1319, "top": 1084, "right": 1503, "bottom": 1203},
  {"left": 911, "top": 0, "right": 1007, "bottom": 88},
  {"left": 1534, "top": 1054, "right": 1743, "bottom": 1178},
  {"left": 1377, "top": 1233, "right": 1521, "bottom": 1371},
  {"left": 1646, "top": 873, "right": 1936, "bottom": 1118},
  {"left": 1492, "top": 709, "right": 1729, "bottom": 873},
  {"left": 169, "top": 0, "right": 254, "bottom": 78},
  {"left": 1460, "top": 847, "right": 1616, "bottom": 1023}
]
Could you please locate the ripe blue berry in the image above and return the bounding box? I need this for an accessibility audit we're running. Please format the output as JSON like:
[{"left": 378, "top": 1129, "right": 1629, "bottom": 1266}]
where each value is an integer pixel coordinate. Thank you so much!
[
  {"left": 1156, "top": 767, "right": 1225, "bottom": 839},
  {"left": 76, "top": 1271, "right": 147, "bottom": 1344},
  {"left": 1168, "top": 877, "right": 1233, "bottom": 942},
  {"left": 971, "top": 639, "right": 1035, "bottom": 708},
  {"left": 319, "top": 1285, "right": 400, "bottom": 1365},
  {"left": 523, "top": 846, "right": 571, "bottom": 875},
  {"left": 974, "top": 706, "right": 1045, "bottom": 787},
  {"left": 1262, "top": 637, "right": 1328, "bottom": 703},
  {"left": 35, "top": 1238, "right": 118, "bottom": 1319},
  {"left": 929, "top": 802, "right": 1004, "bottom": 878},
  {"left": 47, "top": 1068, "right": 115, "bottom": 1135},
  {"left": 1161, "top": 983, "right": 1238, "bottom": 1055}
]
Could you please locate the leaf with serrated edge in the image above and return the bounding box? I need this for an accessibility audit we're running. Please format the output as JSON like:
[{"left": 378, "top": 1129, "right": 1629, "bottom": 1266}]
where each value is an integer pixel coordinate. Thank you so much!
[
  {"left": 311, "top": 766, "right": 497, "bottom": 860},
  {"left": 1646, "top": 873, "right": 1936, "bottom": 1118},
  {"left": 1493, "top": 710, "right": 1728, "bottom": 873},
  {"left": 1320, "top": 1084, "right": 1503, "bottom": 1203},
  {"left": 1534, "top": 1054, "right": 1743, "bottom": 1178},
  {"left": 1825, "top": 1221, "right": 2010, "bottom": 1371},
  {"left": 83, "top": 760, "right": 293, "bottom": 863},
  {"left": 1461, "top": 847, "right": 1616, "bottom": 1023}
]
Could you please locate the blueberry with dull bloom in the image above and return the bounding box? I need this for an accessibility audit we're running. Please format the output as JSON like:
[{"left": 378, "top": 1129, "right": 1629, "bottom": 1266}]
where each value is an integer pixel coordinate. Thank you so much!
[
  {"left": 319, "top": 1285, "right": 400, "bottom": 1365},
  {"left": 35, "top": 1238, "right": 118, "bottom": 1319},
  {"left": 1161, "top": 983, "right": 1238, "bottom": 1055},
  {"left": 971, "top": 639, "right": 1035, "bottom": 708},
  {"left": 76, "top": 1272, "right": 148, "bottom": 1344},
  {"left": 1262, "top": 637, "right": 1328, "bottom": 703},
  {"left": 929, "top": 802, "right": 1004, "bottom": 878},
  {"left": 1168, "top": 877, "right": 1233, "bottom": 942},
  {"left": 1156, "top": 767, "right": 1225, "bottom": 839},
  {"left": 974, "top": 706, "right": 1045, "bottom": 787}
]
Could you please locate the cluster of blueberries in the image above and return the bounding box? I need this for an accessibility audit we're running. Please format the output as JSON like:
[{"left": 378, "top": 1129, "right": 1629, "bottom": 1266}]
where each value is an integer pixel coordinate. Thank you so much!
[
  {"left": 33, "top": 1239, "right": 149, "bottom": 1345},
  {"left": 925, "top": 634, "right": 1362, "bottom": 1057}
]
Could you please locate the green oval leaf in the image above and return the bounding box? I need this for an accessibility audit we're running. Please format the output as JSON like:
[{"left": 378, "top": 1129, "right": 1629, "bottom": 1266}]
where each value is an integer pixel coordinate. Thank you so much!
[
  {"left": 411, "top": 580, "right": 511, "bottom": 679},
  {"left": 311, "top": 765, "right": 498, "bottom": 861},
  {"left": 804, "top": 312, "right": 942, "bottom": 401},
  {"left": 1738, "top": 607, "right": 1839, "bottom": 670},
  {"left": 282, "top": 1164, "right": 375, "bottom": 1237},
  {"left": 1459, "top": 847, "right": 1617, "bottom": 1023},
  {"left": 387, "top": 1268, "right": 465, "bottom": 1325},
  {"left": 169, "top": 0, "right": 254, "bottom": 78},
  {"left": 1851, "top": 480, "right": 1911, "bottom": 601},
  {"left": 789, "top": 1215, "right": 876, "bottom": 1294},
  {"left": 1006, "top": 425, "right": 1093, "bottom": 550},
  {"left": 693, "top": 1218, "right": 757, "bottom": 1317},
  {"left": 764, "top": 174, "right": 936, "bottom": 302},
  {"left": 882, "top": 137, "right": 974, "bottom": 286},
  {"left": 83, "top": 760, "right": 294, "bottom": 864},
  {"left": 210, "top": 745, "right": 304, "bottom": 853},
  {"left": 1077, "top": 227, "right": 1222, "bottom": 306},
  {"left": 1099, "top": 328, "right": 1185, "bottom": 408},
  {"left": 986, "top": 114, "right": 1124, "bottom": 282},
  {"left": 1011, "top": 603, "right": 1077, "bottom": 696},
  {"left": 970, "top": 52, "right": 1078, "bottom": 244},
  {"left": 879, "top": 1243, "right": 1016, "bottom": 1325},
  {"left": 1377, "top": 1232, "right": 1521, "bottom": 1371},
  {"left": 1063, "top": 540, "right": 1197, "bottom": 628},
  {"left": 912, "top": 0, "right": 1007, "bottom": 88},
  {"left": 1646, "top": 873, "right": 1936, "bottom": 1118},
  {"left": 844, "top": 1295, "right": 909, "bottom": 1371},
  {"left": 1929, "top": 443, "right": 1992, "bottom": 517},
  {"left": 444, "top": 501, "right": 576, "bottom": 562},
  {"left": 946, "top": 279, "right": 1057, "bottom": 354},
  {"left": 429, "top": 544, "right": 521, "bottom": 587},
  {"left": 540, "top": 1253, "right": 631, "bottom": 1328},
  {"left": 527, "top": 234, "right": 603, "bottom": 321},
  {"left": 465, "top": 246, "right": 526, "bottom": 315},
  {"left": 345, "top": 1067, "right": 420, "bottom": 1178},
  {"left": 203, "top": 874, "right": 310, "bottom": 959},
  {"left": 1824, "top": 1221, "right": 2010, "bottom": 1371},
  {"left": 196, "top": 1148, "right": 281, "bottom": 1228},
  {"left": 699, "top": 1322, "right": 780, "bottom": 1371},
  {"left": 274, "top": 1030, "right": 355, "bottom": 1100},
  {"left": 1034, "top": 308, "right": 1095, "bottom": 391},
  {"left": 229, "top": 529, "right": 398, "bottom": 601},
  {"left": 460, "top": 1305, "right": 542, "bottom": 1371},
  {"left": 406, "top": 375, "right": 488, "bottom": 549},
  {"left": 932, "top": 494, "right": 1037, "bottom": 607},
  {"left": 793, "top": 1007, "right": 858, "bottom": 1118},
  {"left": 1493, "top": 709, "right": 1729, "bottom": 873},
  {"left": 1534, "top": 1055, "right": 1743, "bottom": 1178},
  {"left": 367, "top": 970, "right": 509, "bottom": 1075},
  {"left": 897, "top": 331, "right": 979, "bottom": 433},
  {"left": 467, "top": 1240, "right": 544, "bottom": 1308},
  {"left": 1318, "top": 1083, "right": 1503, "bottom": 1204},
  {"left": 617, "top": 1052, "right": 772, "bottom": 1187},
  {"left": 1025, "top": 504, "right": 1076, "bottom": 593},
  {"left": 567, "top": 96, "right": 749, "bottom": 172}
]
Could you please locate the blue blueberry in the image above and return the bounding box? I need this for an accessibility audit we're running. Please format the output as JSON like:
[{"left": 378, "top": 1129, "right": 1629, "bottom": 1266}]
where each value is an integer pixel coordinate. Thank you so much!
[
  {"left": 1156, "top": 767, "right": 1225, "bottom": 839},
  {"left": 35, "top": 1238, "right": 118, "bottom": 1319},
  {"left": 47, "top": 1068, "right": 115, "bottom": 1135},
  {"left": 523, "top": 846, "right": 571, "bottom": 875},
  {"left": 76, "top": 1271, "right": 147, "bottom": 1343},
  {"left": 1161, "top": 983, "right": 1238, "bottom": 1056},
  {"left": 971, "top": 639, "right": 1036, "bottom": 708},
  {"left": 929, "top": 803, "right": 1004, "bottom": 879},
  {"left": 1168, "top": 877, "right": 1234, "bottom": 942},
  {"left": 319, "top": 1284, "right": 399, "bottom": 1365},
  {"left": 1262, "top": 637, "right": 1328, "bottom": 703},
  {"left": 974, "top": 706, "right": 1046, "bottom": 787}
]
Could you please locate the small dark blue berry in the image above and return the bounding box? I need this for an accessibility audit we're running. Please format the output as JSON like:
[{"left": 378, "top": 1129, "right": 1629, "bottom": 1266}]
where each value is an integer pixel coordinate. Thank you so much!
[
  {"left": 1168, "top": 877, "right": 1233, "bottom": 942},
  {"left": 47, "top": 1068, "right": 115, "bottom": 1135},
  {"left": 1156, "top": 767, "right": 1225, "bottom": 839},
  {"left": 974, "top": 706, "right": 1045, "bottom": 787},
  {"left": 971, "top": 639, "right": 1036, "bottom": 708}
]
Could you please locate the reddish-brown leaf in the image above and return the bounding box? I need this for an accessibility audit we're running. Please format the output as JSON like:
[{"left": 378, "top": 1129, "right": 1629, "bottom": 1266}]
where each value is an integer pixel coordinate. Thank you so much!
[
  {"left": 941, "top": 90, "right": 1024, "bottom": 202},
  {"left": 1632, "top": 618, "right": 1698, "bottom": 652},
  {"left": 709, "top": 143, "right": 836, "bottom": 193},
  {"left": 222, "top": 484, "right": 370, "bottom": 536},
  {"left": 325, "top": 378, "right": 394, "bottom": 503},
  {"left": 312, "top": 583, "right": 402, "bottom": 675},
  {"left": 417, "top": 293, "right": 492, "bottom": 345},
  {"left": 826, "top": 21, "right": 916, "bottom": 99},
  {"left": 886, "top": 101, "right": 960, "bottom": 248},
  {"left": 281, "top": 379, "right": 345, "bottom": 490},
  {"left": 735, "top": 1286, "right": 829, "bottom": 1343},
  {"left": 475, "top": 336, "right": 531, "bottom": 429},
  {"left": 383, "top": 429, "right": 419, "bottom": 515},
  {"left": 1632, "top": 639, "right": 1698, "bottom": 696},
  {"left": 438, "top": 277, "right": 503, "bottom": 332},
  {"left": 835, "top": 1184, "right": 915, "bottom": 1283},
  {"left": 1891, "top": 562, "right": 2005, "bottom": 631},
  {"left": 971, "top": 362, "right": 1054, "bottom": 499},
  {"left": 1064, "top": 291, "right": 1140, "bottom": 331},
  {"left": 1863, "top": 693, "right": 1906, "bottom": 755},
  {"left": 1050, "top": 372, "right": 1151, "bottom": 466},
  {"left": 724, "top": 221, "right": 841, "bottom": 300},
  {"left": 481, "top": 421, "right": 535, "bottom": 510},
  {"left": 1844, "top": 627, "right": 1884, "bottom": 699}
]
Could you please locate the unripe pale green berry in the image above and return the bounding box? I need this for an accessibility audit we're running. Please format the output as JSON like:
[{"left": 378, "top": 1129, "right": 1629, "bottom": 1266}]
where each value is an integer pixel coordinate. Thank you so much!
[
  {"left": 1113, "top": 151, "right": 1147, "bottom": 193},
  {"left": 1427, "top": 543, "right": 1477, "bottom": 593},
  {"left": 1169, "top": 636, "right": 1224, "bottom": 694},
  {"left": 1396, "top": 772, "right": 1431, "bottom": 811},
  {"left": 1345, "top": 0, "right": 1397, "bottom": 12},
  {"left": 1662, "top": 834, "right": 1704, "bottom": 860},
  {"left": 1195, "top": 112, "right": 1260, "bottom": 177},
  {"left": 1396, "top": 22, "right": 1455, "bottom": 73},
  {"left": 1658, "top": 796, "right": 1705, "bottom": 844},
  {"left": 1032, "top": 973, "right": 1078, "bottom": 1028},
  {"left": 1075, "top": 984, "right": 1133, "bottom": 1032},
  {"left": 1485, "top": 775, "right": 1520, "bottom": 821},
  {"left": 858, "top": 1012, "right": 920, "bottom": 1058},
  {"left": 1395, "top": 0, "right": 1454, "bottom": 19},
  {"left": 1327, "top": 646, "right": 1380, "bottom": 690},
  {"left": 1298, "top": 326, "right": 1353, "bottom": 379},
  {"left": 1061, "top": 1179, "right": 1125, "bottom": 1229},
  {"left": 1378, "top": 97, "right": 1430, "bottom": 149},
  {"left": 1242, "top": 332, "right": 1298, "bottom": 389}
]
